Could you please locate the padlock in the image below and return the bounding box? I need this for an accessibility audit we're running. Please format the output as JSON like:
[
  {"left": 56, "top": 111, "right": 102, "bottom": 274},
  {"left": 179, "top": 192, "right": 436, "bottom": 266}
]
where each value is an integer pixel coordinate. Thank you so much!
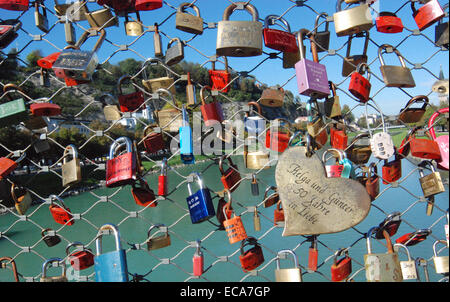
[
  {"left": 263, "top": 15, "right": 298, "bottom": 53},
  {"left": 274, "top": 250, "right": 302, "bottom": 282},
  {"left": 135, "top": 0, "right": 163, "bottom": 11},
  {"left": 131, "top": 178, "right": 157, "bottom": 207},
  {"left": 378, "top": 44, "right": 416, "bottom": 88},
  {"left": 29, "top": 102, "right": 61, "bottom": 117},
  {"left": 251, "top": 174, "right": 259, "bottom": 196},
  {"left": 97, "top": 0, "right": 134, "bottom": 12},
  {"left": 61, "top": 144, "right": 82, "bottom": 187},
  {"left": 393, "top": 243, "right": 418, "bottom": 280},
  {"left": 219, "top": 155, "right": 241, "bottom": 192},
  {"left": 356, "top": 163, "right": 380, "bottom": 201},
  {"left": 175, "top": 2, "right": 204, "bottom": 35},
  {"left": 435, "top": 4, "right": 449, "bottom": 49},
  {"left": 366, "top": 101, "right": 395, "bottom": 160},
  {"left": 200, "top": 86, "right": 224, "bottom": 127},
  {"left": 263, "top": 186, "right": 279, "bottom": 208},
  {"left": 186, "top": 72, "right": 196, "bottom": 107},
  {"left": 33, "top": 136, "right": 50, "bottom": 154},
  {"left": 208, "top": 57, "right": 231, "bottom": 93},
  {"left": 66, "top": 242, "right": 94, "bottom": 271},
  {"left": 0, "top": 257, "right": 19, "bottom": 282},
  {"left": 0, "top": 0, "right": 29, "bottom": 11},
  {"left": 52, "top": 28, "right": 106, "bottom": 82},
  {"left": 419, "top": 161, "right": 445, "bottom": 198},
  {"left": 165, "top": 37, "right": 184, "bottom": 66},
  {"left": 273, "top": 200, "right": 284, "bottom": 226},
  {"left": 283, "top": 48, "right": 300, "bottom": 69},
  {"left": 98, "top": 93, "right": 122, "bottom": 121},
  {"left": 330, "top": 122, "right": 348, "bottom": 150},
  {"left": 399, "top": 127, "right": 442, "bottom": 160},
  {"left": 396, "top": 229, "right": 431, "bottom": 247},
  {"left": 376, "top": 11, "right": 404, "bottom": 33},
  {"left": 63, "top": 16, "right": 76, "bottom": 45},
  {"left": 186, "top": 173, "right": 215, "bottom": 224},
  {"left": 216, "top": 2, "right": 263, "bottom": 57},
  {"left": 125, "top": 12, "right": 144, "bottom": 37},
  {"left": 311, "top": 12, "right": 331, "bottom": 53},
  {"left": 375, "top": 212, "right": 402, "bottom": 240},
  {"left": 37, "top": 52, "right": 61, "bottom": 69},
  {"left": 192, "top": 240, "right": 204, "bottom": 277},
  {"left": 428, "top": 107, "right": 449, "bottom": 170},
  {"left": 0, "top": 84, "right": 28, "bottom": 128},
  {"left": 117, "top": 75, "right": 145, "bottom": 113},
  {"left": 147, "top": 224, "right": 171, "bottom": 250},
  {"left": 333, "top": 0, "right": 373, "bottom": 37},
  {"left": 222, "top": 191, "right": 247, "bottom": 244},
  {"left": 432, "top": 240, "right": 449, "bottom": 274},
  {"left": 244, "top": 101, "right": 265, "bottom": 135},
  {"left": 40, "top": 258, "right": 67, "bottom": 282},
  {"left": 141, "top": 58, "right": 176, "bottom": 95},
  {"left": 295, "top": 29, "right": 330, "bottom": 98},
  {"left": 322, "top": 148, "right": 345, "bottom": 178},
  {"left": 153, "top": 24, "right": 163, "bottom": 58},
  {"left": 308, "top": 235, "right": 319, "bottom": 272},
  {"left": 364, "top": 226, "right": 403, "bottom": 282},
  {"left": 398, "top": 95, "right": 429, "bottom": 124},
  {"left": 53, "top": 0, "right": 71, "bottom": 17},
  {"left": 239, "top": 237, "right": 264, "bottom": 273},
  {"left": 179, "top": 105, "right": 195, "bottom": 165},
  {"left": 253, "top": 208, "right": 261, "bottom": 231},
  {"left": 306, "top": 101, "right": 328, "bottom": 148},
  {"left": 345, "top": 133, "right": 372, "bottom": 164},
  {"left": 382, "top": 154, "right": 402, "bottom": 185},
  {"left": 324, "top": 82, "right": 341, "bottom": 119},
  {"left": 41, "top": 228, "right": 61, "bottom": 247},
  {"left": 65, "top": 0, "right": 88, "bottom": 22},
  {"left": 411, "top": 0, "right": 445, "bottom": 31},
  {"left": 260, "top": 87, "right": 285, "bottom": 108},
  {"left": 331, "top": 249, "right": 352, "bottom": 282},
  {"left": 244, "top": 142, "right": 270, "bottom": 170},
  {"left": 158, "top": 158, "right": 169, "bottom": 196},
  {"left": 349, "top": 63, "right": 372, "bottom": 103},
  {"left": 34, "top": 0, "right": 48, "bottom": 33},
  {"left": 105, "top": 136, "right": 137, "bottom": 188},
  {"left": 0, "top": 19, "right": 22, "bottom": 49},
  {"left": 85, "top": 7, "right": 118, "bottom": 29},
  {"left": 11, "top": 182, "right": 32, "bottom": 215},
  {"left": 342, "top": 31, "right": 369, "bottom": 77},
  {"left": 49, "top": 195, "right": 74, "bottom": 226},
  {"left": 154, "top": 87, "right": 183, "bottom": 133},
  {"left": 94, "top": 223, "right": 129, "bottom": 282},
  {"left": 216, "top": 193, "right": 232, "bottom": 230},
  {"left": 265, "top": 118, "right": 292, "bottom": 153}
]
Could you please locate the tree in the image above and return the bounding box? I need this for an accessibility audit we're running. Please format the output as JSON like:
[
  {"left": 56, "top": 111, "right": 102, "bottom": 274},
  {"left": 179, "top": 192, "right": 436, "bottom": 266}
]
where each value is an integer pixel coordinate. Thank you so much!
[
  {"left": 25, "top": 50, "right": 43, "bottom": 70},
  {"left": 341, "top": 104, "right": 355, "bottom": 124}
]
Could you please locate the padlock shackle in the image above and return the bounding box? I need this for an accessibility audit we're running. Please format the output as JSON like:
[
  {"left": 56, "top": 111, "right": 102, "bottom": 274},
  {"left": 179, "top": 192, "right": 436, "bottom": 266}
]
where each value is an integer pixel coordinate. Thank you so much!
[
  {"left": 167, "top": 37, "right": 182, "bottom": 48},
  {"left": 433, "top": 239, "right": 447, "bottom": 256},
  {"left": 65, "top": 241, "right": 87, "bottom": 256},
  {"left": 141, "top": 57, "right": 175, "bottom": 80},
  {"left": 63, "top": 144, "right": 78, "bottom": 164},
  {"left": 194, "top": 239, "right": 202, "bottom": 256},
  {"left": 10, "top": 182, "right": 27, "bottom": 204},
  {"left": 321, "top": 148, "right": 344, "bottom": 164},
  {"left": 0, "top": 257, "right": 19, "bottom": 282},
  {"left": 95, "top": 223, "right": 121, "bottom": 256},
  {"left": 378, "top": 44, "right": 408, "bottom": 68},
  {"left": 263, "top": 186, "right": 278, "bottom": 199},
  {"left": 393, "top": 243, "right": 412, "bottom": 261},
  {"left": 246, "top": 101, "right": 262, "bottom": 117},
  {"left": 160, "top": 158, "right": 168, "bottom": 176},
  {"left": 222, "top": 190, "right": 233, "bottom": 218},
  {"left": 186, "top": 172, "right": 204, "bottom": 196},
  {"left": 49, "top": 194, "right": 68, "bottom": 210},
  {"left": 210, "top": 56, "right": 229, "bottom": 72},
  {"left": 364, "top": 99, "right": 388, "bottom": 135},
  {"left": 401, "top": 95, "right": 429, "bottom": 112},
  {"left": 222, "top": 2, "right": 259, "bottom": 22},
  {"left": 117, "top": 74, "right": 140, "bottom": 95},
  {"left": 428, "top": 107, "right": 449, "bottom": 140},
  {"left": 41, "top": 257, "right": 66, "bottom": 278},
  {"left": 240, "top": 236, "right": 259, "bottom": 255},
  {"left": 314, "top": 12, "right": 329, "bottom": 32},
  {"left": 333, "top": 247, "right": 349, "bottom": 263},
  {"left": 156, "top": 88, "right": 178, "bottom": 109},
  {"left": 178, "top": 2, "right": 201, "bottom": 17},
  {"left": 355, "top": 62, "right": 371, "bottom": 79},
  {"left": 108, "top": 136, "right": 133, "bottom": 159},
  {"left": 75, "top": 27, "right": 106, "bottom": 54},
  {"left": 296, "top": 28, "right": 310, "bottom": 61},
  {"left": 346, "top": 31, "right": 370, "bottom": 57},
  {"left": 147, "top": 223, "right": 167, "bottom": 238},
  {"left": 218, "top": 155, "right": 236, "bottom": 175},
  {"left": 418, "top": 160, "right": 436, "bottom": 177},
  {"left": 199, "top": 85, "right": 217, "bottom": 105},
  {"left": 366, "top": 227, "right": 395, "bottom": 254},
  {"left": 264, "top": 15, "right": 291, "bottom": 33},
  {"left": 276, "top": 249, "right": 298, "bottom": 269}
]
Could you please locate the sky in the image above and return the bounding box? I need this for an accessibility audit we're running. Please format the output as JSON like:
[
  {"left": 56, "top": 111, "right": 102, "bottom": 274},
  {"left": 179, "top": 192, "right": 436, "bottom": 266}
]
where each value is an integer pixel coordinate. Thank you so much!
[{"left": 1, "top": 0, "right": 449, "bottom": 118}]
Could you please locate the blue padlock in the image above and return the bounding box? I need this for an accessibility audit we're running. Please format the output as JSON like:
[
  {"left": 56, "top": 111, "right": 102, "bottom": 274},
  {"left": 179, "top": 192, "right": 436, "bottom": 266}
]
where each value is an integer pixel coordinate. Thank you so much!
[
  {"left": 186, "top": 173, "right": 215, "bottom": 224},
  {"left": 339, "top": 150, "right": 355, "bottom": 179},
  {"left": 244, "top": 102, "right": 265, "bottom": 135},
  {"left": 179, "top": 105, "right": 195, "bottom": 164},
  {"left": 94, "top": 223, "right": 129, "bottom": 282}
]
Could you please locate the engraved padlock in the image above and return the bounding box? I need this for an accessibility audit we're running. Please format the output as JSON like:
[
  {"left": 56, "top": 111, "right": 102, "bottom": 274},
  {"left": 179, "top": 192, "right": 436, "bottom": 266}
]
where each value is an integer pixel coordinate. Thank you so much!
[
  {"left": 175, "top": 2, "right": 204, "bottom": 35},
  {"left": 378, "top": 44, "right": 416, "bottom": 88}
]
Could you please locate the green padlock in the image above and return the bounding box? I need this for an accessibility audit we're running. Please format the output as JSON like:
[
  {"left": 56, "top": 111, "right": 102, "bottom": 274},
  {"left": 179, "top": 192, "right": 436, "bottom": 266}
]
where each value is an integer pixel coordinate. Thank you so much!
[{"left": 0, "top": 84, "right": 28, "bottom": 128}]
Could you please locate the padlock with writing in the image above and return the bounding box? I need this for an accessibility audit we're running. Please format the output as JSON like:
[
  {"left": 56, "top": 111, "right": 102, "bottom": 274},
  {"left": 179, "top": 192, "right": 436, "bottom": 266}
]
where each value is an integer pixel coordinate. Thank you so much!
[
  {"left": 40, "top": 258, "right": 67, "bottom": 282},
  {"left": 398, "top": 95, "right": 429, "bottom": 124},
  {"left": 222, "top": 191, "right": 247, "bottom": 244},
  {"left": 147, "top": 224, "right": 171, "bottom": 250},
  {"left": 331, "top": 248, "right": 352, "bottom": 282},
  {"left": 11, "top": 182, "right": 32, "bottom": 215},
  {"left": 0, "top": 257, "right": 19, "bottom": 282},
  {"left": 209, "top": 57, "right": 231, "bottom": 93},
  {"left": 330, "top": 122, "right": 348, "bottom": 150},
  {"left": 376, "top": 11, "right": 404, "bottom": 33},
  {"left": 135, "top": 0, "right": 163, "bottom": 11},
  {"left": 219, "top": 155, "right": 241, "bottom": 192},
  {"left": 131, "top": 178, "right": 157, "bottom": 207},
  {"left": 342, "top": 31, "right": 369, "bottom": 77},
  {"left": 263, "top": 15, "right": 298, "bottom": 53},
  {"left": 61, "top": 144, "right": 82, "bottom": 188},
  {"left": 186, "top": 173, "right": 215, "bottom": 224},
  {"left": 274, "top": 250, "right": 302, "bottom": 282},
  {"left": 239, "top": 237, "right": 264, "bottom": 273},
  {"left": 105, "top": 137, "right": 137, "bottom": 188},
  {"left": 419, "top": 161, "right": 445, "bottom": 198},
  {"left": 432, "top": 240, "right": 449, "bottom": 275},
  {"left": 393, "top": 243, "right": 418, "bottom": 280},
  {"left": 200, "top": 86, "right": 224, "bottom": 127},
  {"left": 0, "top": 84, "right": 28, "bottom": 128},
  {"left": 0, "top": 0, "right": 29, "bottom": 11},
  {"left": 66, "top": 242, "right": 94, "bottom": 271},
  {"left": 117, "top": 75, "right": 145, "bottom": 113},
  {"left": 411, "top": 0, "right": 445, "bottom": 31},
  {"left": 378, "top": 44, "right": 416, "bottom": 88},
  {"left": 49, "top": 195, "right": 74, "bottom": 226},
  {"left": 333, "top": 0, "right": 373, "bottom": 37},
  {"left": 158, "top": 158, "right": 169, "bottom": 197},
  {"left": 41, "top": 228, "right": 61, "bottom": 247},
  {"left": 349, "top": 63, "right": 372, "bottom": 103},
  {"left": 399, "top": 127, "right": 442, "bottom": 160},
  {"left": 176, "top": 2, "right": 204, "bottom": 35},
  {"left": 125, "top": 12, "right": 144, "bottom": 37},
  {"left": 192, "top": 240, "right": 204, "bottom": 277},
  {"left": 265, "top": 118, "right": 292, "bottom": 153}
]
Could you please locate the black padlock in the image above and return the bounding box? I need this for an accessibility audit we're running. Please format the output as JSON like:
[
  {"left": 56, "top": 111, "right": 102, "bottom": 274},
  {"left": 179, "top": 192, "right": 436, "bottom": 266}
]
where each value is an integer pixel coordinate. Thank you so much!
[
  {"left": 0, "top": 19, "right": 22, "bottom": 49},
  {"left": 251, "top": 174, "right": 259, "bottom": 196},
  {"left": 42, "top": 228, "right": 61, "bottom": 247},
  {"left": 311, "top": 12, "right": 331, "bottom": 53},
  {"left": 435, "top": 3, "right": 449, "bottom": 49}
]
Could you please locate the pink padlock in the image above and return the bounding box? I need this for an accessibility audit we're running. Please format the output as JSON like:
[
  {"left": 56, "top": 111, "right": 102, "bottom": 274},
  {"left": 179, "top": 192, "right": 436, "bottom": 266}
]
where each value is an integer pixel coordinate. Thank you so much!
[{"left": 428, "top": 107, "right": 449, "bottom": 170}]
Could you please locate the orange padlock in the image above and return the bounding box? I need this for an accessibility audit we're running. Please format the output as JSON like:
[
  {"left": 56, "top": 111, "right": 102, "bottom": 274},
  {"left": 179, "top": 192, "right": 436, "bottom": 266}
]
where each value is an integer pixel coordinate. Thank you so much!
[{"left": 222, "top": 190, "right": 247, "bottom": 244}]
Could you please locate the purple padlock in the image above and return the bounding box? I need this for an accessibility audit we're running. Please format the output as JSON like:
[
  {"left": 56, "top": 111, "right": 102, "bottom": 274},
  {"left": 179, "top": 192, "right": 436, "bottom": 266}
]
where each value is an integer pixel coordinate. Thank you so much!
[{"left": 295, "top": 29, "right": 330, "bottom": 99}]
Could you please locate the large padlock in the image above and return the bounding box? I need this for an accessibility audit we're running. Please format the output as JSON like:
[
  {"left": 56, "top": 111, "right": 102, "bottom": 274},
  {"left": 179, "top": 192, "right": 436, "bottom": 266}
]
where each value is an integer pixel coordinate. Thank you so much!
[
  {"left": 154, "top": 88, "right": 183, "bottom": 133},
  {"left": 398, "top": 95, "right": 429, "bottom": 124},
  {"left": 176, "top": 2, "right": 204, "bottom": 35},
  {"left": 263, "top": 15, "right": 298, "bottom": 53},
  {"left": 0, "top": 84, "right": 28, "bottom": 128},
  {"left": 260, "top": 87, "right": 285, "bottom": 108},
  {"left": 331, "top": 249, "right": 352, "bottom": 282},
  {"left": 124, "top": 12, "right": 144, "bottom": 37},
  {"left": 0, "top": 0, "right": 28, "bottom": 11},
  {"left": 186, "top": 173, "right": 215, "bottom": 224},
  {"left": 179, "top": 105, "right": 195, "bottom": 164},
  {"left": 295, "top": 29, "right": 330, "bottom": 98},
  {"left": 376, "top": 11, "right": 404, "bottom": 33},
  {"left": 216, "top": 2, "right": 263, "bottom": 57},
  {"left": 239, "top": 237, "right": 264, "bottom": 273},
  {"left": 382, "top": 154, "right": 402, "bottom": 185},
  {"left": 85, "top": 7, "right": 118, "bottom": 29},
  {"left": 200, "top": 86, "right": 224, "bottom": 127},
  {"left": 324, "top": 82, "right": 341, "bottom": 119},
  {"left": 94, "top": 223, "right": 129, "bottom": 282},
  {"left": 135, "top": 0, "right": 163, "bottom": 11},
  {"left": 265, "top": 118, "right": 292, "bottom": 153},
  {"left": 411, "top": 0, "right": 445, "bottom": 31},
  {"left": 11, "top": 182, "right": 32, "bottom": 215},
  {"left": 131, "top": 178, "right": 157, "bottom": 207},
  {"left": 378, "top": 44, "right": 416, "bottom": 88},
  {"left": 98, "top": 93, "right": 121, "bottom": 121},
  {"left": 117, "top": 75, "right": 145, "bottom": 113},
  {"left": 333, "top": 0, "right": 373, "bottom": 37},
  {"left": 428, "top": 107, "right": 449, "bottom": 170},
  {"left": 345, "top": 133, "right": 372, "bottom": 164},
  {"left": 349, "top": 63, "right": 372, "bottom": 103},
  {"left": 432, "top": 240, "right": 449, "bottom": 274},
  {"left": 49, "top": 195, "right": 74, "bottom": 226},
  {"left": 342, "top": 31, "right": 369, "bottom": 77},
  {"left": 61, "top": 144, "right": 82, "bottom": 188},
  {"left": 40, "top": 258, "right": 67, "bottom": 282},
  {"left": 165, "top": 37, "right": 184, "bottom": 66},
  {"left": 364, "top": 227, "right": 403, "bottom": 282},
  {"left": 41, "top": 228, "right": 61, "bottom": 247},
  {"left": 34, "top": 0, "right": 48, "bottom": 33},
  {"left": 0, "top": 257, "right": 19, "bottom": 282},
  {"left": 274, "top": 250, "right": 302, "bottom": 282},
  {"left": 146, "top": 224, "right": 171, "bottom": 250},
  {"left": 222, "top": 191, "right": 247, "bottom": 244},
  {"left": 66, "top": 242, "right": 94, "bottom": 271},
  {"left": 209, "top": 57, "right": 231, "bottom": 93},
  {"left": 52, "top": 28, "right": 106, "bottom": 82},
  {"left": 141, "top": 58, "right": 176, "bottom": 95},
  {"left": 105, "top": 136, "right": 137, "bottom": 188},
  {"left": 435, "top": 3, "right": 449, "bottom": 49},
  {"left": 219, "top": 155, "right": 241, "bottom": 192},
  {"left": 311, "top": 12, "right": 331, "bottom": 53},
  {"left": 0, "top": 19, "right": 22, "bottom": 49},
  {"left": 142, "top": 124, "right": 165, "bottom": 154},
  {"left": 419, "top": 161, "right": 445, "bottom": 198},
  {"left": 393, "top": 243, "right": 418, "bottom": 280}
]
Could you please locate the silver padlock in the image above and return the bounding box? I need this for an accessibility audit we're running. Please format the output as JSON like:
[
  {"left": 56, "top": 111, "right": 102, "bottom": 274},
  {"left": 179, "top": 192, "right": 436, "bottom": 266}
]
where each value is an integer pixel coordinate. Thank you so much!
[
  {"left": 274, "top": 250, "right": 302, "bottom": 282},
  {"left": 433, "top": 240, "right": 449, "bottom": 275},
  {"left": 165, "top": 37, "right": 184, "bottom": 66},
  {"left": 394, "top": 243, "right": 418, "bottom": 280}
]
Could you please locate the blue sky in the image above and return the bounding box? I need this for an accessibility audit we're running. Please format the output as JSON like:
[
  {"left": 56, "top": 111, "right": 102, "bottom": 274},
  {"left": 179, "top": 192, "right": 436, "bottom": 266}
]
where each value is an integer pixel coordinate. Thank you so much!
[{"left": 1, "top": 0, "right": 449, "bottom": 117}]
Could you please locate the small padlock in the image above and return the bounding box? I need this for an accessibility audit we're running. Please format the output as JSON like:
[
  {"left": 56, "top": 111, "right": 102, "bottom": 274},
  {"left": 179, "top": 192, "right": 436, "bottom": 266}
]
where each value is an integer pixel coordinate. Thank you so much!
[
  {"left": 154, "top": 87, "right": 183, "bottom": 133},
  {"left": 125, "top": 12, "right": 144, "bottom": 37},
  {"left": 208, "top": 57, "right": 231, "bottom": 93},
  {"left": 41, "top": 228, "right": 61, "bottom": 247},
  {"left": 29, "top": 102, "right": 61, "bottom": 117},
  {"left": 273, "top": 200, "right": 285, "bottom": 227},
  {"left": 0, "top": 84, "right": 28, "bottom": 128},
  {"left": 175, "top": 2, "right": 204, "bottom": 35},
  {"left": 186, "top": 72, "right": 196, "bottom": 106},
  {"left": 331, "top": 248, "right": 352, "bottom": 282},
  {"left": 260, "top": 87, "right": 285, "bottom": 108},
  {"left": 0, "top": 19, "right": 22, "bottom": 49},
  {"left": 378, "top": 44, "right": 416, "bottom": 88},
  {"left": 263, "top": 15, "right": 298, "bottom": 53},
  {"left": 147, "top": 224, "right": 171, "bottom": 250},
  {"left": 376, "top": 11, "right": 404, "bottom": 34},
  {"left": 398, "top": 95, "right": 429, "bottom": 124},
  {"left": 200, "top": 86, "right": 224, "bottom": 127},
  {"left": 61, "top": 144, "right": 82, "bottom": 188},
  {"left": 396, "top": 229, "right": 432, "bottom": 247},
  {"left": 432, "top": 240, "right": 449, "bottom": 275},
  {"left": 131, "top": 178, "right": 157, "bottom": 207},
  {"left": 117, "top": 75, "right": 145, "bottom": 113},
  {"left": 311, "top": 12, "right": 331, "bottom": 53},
  {"left": 244, "top": 142, "right": 271, "bottom": 170},
  {"left": 263, "top": 186, "right": 279, "bottom": 208},
  {"left": 322, "top": 148, "right": 345, "bottom": 178},
  {"left": 66, "top": 242, "right": 94, "bottom": 271},
  {"left": 135, "top": 0, "right": 163, "bottom": 11},
  {"left": 393, "top": 243, "right": 418, "bottom": 280},
  {"left": 0, "top": 0, "right": 29, "bottom": 11},
  {"left": 324, "top": 82, "right": 342, "bottom": 119},
  {"left": 349, "top": 63, "right": 372, "bottom": 103},
  {"left": 342, "top": 31, "right": 369, "bottom": 77},
  {"left": 435, "top": 4, "right": 449, "bottom": 49},
  {"left": 11, "top": 182, "right": 32, "bottom": 215},
  {"left": 158, "top": 158, "right": 169, "bottom": 197},
  {"left": 186, "top": 173, "right": 216, "bottom": 224},
  {"left": 192, "top": 240, "right": 204, "bottom": 277},
  {"left": 65, "top": 0, "right": 88, "bottom": 22},
  {"left": 98, "top": 93, "right": 121, "bottom": 121},
  {"left": 253, "top": 208, "right": 261, "bottom": 232},
  {"left": 356, "top": 163, "right": 380, "bottom": 201},
  {"left": 153, "top": 24, "right": 164, "bottom": 58},
  {"left": 251, "top": 174, "right": 259, "bottom": 196},
  {"left": 333, "top": 0, "right": 373, "bottom": 37},
  {"left": 366, "top": 101, "right": 395, "bottom": 160},
  {"left": 179, "top": 105, "right": 195, "bottom": 165},
  {"left": 274, "top": 250, "right": 302, "bottom": 282},
  {"left": 49, "top": 195, "right": 74, "bottom": 226},
  {"left": 165, "top": 37, "right": 184, "bottom": 66},
  {"left": 428, "top": 107, "right": 449, "bottom": 170},
  {"left": 222, "top": 191, "right": 248, "bottom": 244},
  {"left": 308, "top": 235, "right": 319, "bottom": 272},
  {"left": 85, "top": 7, "right": 118, "bottom": 29},
  {"left": 0, "top": 257, "right": 19, "bottom": 282},
  {"left": 239, "top": 237, "right": 265, "bottom": 273},
  {"left": 330, "top": 122, "right": 348, "bottom": 150},
  {"left": 419, "top": 161, "right": 445, "bottom": 198},
  {"left": 34, "top": 0, "right": 49, "bottom": 33},
  {"left": 40, "top": 258, "right": 67, "bottom": 282},
  {"left": 105, "top": 137, "right": 137, "bottom": 188},
  {"left": 382, "top": 154, "right": 402, "bottom": 185},
  {"left": 219, "top": 155, "right": 241, "bottom": 192},
  {"left": 411, "top": 0, "right": 445, "bottom": 31}
]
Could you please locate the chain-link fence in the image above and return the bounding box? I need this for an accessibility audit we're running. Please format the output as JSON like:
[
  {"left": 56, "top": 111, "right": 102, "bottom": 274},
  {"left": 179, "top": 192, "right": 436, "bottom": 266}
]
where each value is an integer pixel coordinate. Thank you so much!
[{"left": 0, "top": 0, "right": 449, "bottom": 283}]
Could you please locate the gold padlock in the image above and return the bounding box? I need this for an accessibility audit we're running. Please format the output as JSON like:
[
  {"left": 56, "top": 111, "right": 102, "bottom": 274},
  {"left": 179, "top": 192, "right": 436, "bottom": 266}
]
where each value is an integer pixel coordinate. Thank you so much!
[
  {"left": 61, "top": 144, "right": 82, "bottom": 187},
  {"left": 378, "top": 44, "right": 416, "bottom": 88},
  {"left": 86, "top": 7, "right": 118, "bottom": 29},
  {"left": 324, "top": 81, "right": 341, "bottom": 118},
  {"left": 98, "top": 93, "right": 121, "bottom": 121},
  {"left": 125, "top": 12, "right": 144, "bottom": 36},
  {"left": 175, "top": 2, "right": 204, "bottom": 35},
  {"left": 260, "top": 87, "right": 285, "bottom": 108},
  {"left": 333, "top": 0, "right": 373, "bottom": 37},
  {"left": 419, "top": 161, "right": 445, "bottom": 198},
  {"left": 155, "top": 88, "right": 183, "bottom": 133},
  {"left": 342, "top": 31, "right": 369, "bottom": 77},
  {"left": 244, "top": 142, "right": 270, "bottom": 170},
  {"left": 141, "top": 58, "right": 176, "bottom": 95},
  {"left": 153, "top": 24, "right": 164, "bottom": 58},
  {"left": 345, "top": 133, "right": 372, "bottom": 164},
  {"left": 11, "top": 183, "right": 32, "bottom": 215},
  {"left": 35, "top": 0, "right": 49, "bottom": 33}
]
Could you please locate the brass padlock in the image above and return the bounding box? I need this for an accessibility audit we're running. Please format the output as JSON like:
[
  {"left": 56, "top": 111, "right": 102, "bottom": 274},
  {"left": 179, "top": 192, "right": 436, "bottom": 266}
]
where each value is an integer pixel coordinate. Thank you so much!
[
  {"left": 342, "top": 31, "right": 369, "bottom": 77},
  {"left": 11, "top": 182, "right": 32, "bottom": 215},
  {"left": 141, "top": 58, "right": 176, "bottom": 95},
  {"left": 244, "top": 142, "right": 270, "bottom": 170},
  {"left": 175, "top": 2, "right": 204, "bottom": 35},
  {"left": 125, "top": 12, "right": 144, "bottom": 37},
  {"left": 155, "top": 88, "right": 183, "bottom": 133},
  {"left": 259, "top": 87, "right": 284, "bottom": 108},
  {"left": 165, "top": 37, "right": 184, "bottom": 66},
  {"left": 153, "top": 24, "right": 164, "bottom": 58},
  {"left": 216, "top": 2, "right": 263, "bottom": 57},
  {"left": 61, "top": 144, "right": 82, "bottom": 187},
  {"left": 34, "top": 0, "right": 49, "bottom": 33},
  {"left": 333, "top": 0, "right": 373, "bottom": 37},
  {"left": 85, "top": 7, "right": 118, "bottom": 29},
  {"left": 40, "top": 258, "right": 68, "bottom": 282},
  {"left": 419, "top": 161, "right": 445, "bottom": 198},
  {"left": 345, "top": 133, "right": 372, "bottom": 164},
  {"left": 147, "top": 224, "right": 171, "bottom": 250},
  {"left": 324, "top": 81, "right": 341, "bottom": 118},
  {"left": 98, "top": 93, "right": 121, "bottom": 121},
  {"left": 378, "top": 44, "right": 416, "bottom": 88}
]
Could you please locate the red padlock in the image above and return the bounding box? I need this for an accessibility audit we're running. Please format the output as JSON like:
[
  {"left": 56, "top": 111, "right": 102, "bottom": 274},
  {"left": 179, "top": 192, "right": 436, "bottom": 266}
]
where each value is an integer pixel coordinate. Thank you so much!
[
  {"left": 0, "top": 0, "right": 29, "bottom": 11},
  {"left": 66, "top": 242, "right": 95, "bottom": 271},
  {"left": 216, "top": 194, "right": 233, "bottom": 230},
  {"left": 158, "top": 158, "right": 169, "bottom": 197},
  {"left": 382, "top": 154, "right": 402, "bottom": 185},
  {"left": 219, "top": 155, "right": 241, "bottom": 192},
  {"left": 105, "top": 137, "right": 137, "bottom": 188},
  {"left": 376, "top": 11, "right": 404, "bottom": 33},
  {"left": 30, "top": 103, "right": 61, "bottom": 117},
  {"left": 49, "top": 195, "right": 74, "bottom": 226},
  {"left": 395, "top": 229, "right": 432, "bottom": 246},
  {"left": 0, "top": 152, "right": 25, "bottom": 180},
  {"left": 273, "top": 200, "right": 284, "bottom": 226},
  {"left": 192, "top": 240, "right": 204, "bottom": 277},
  {"left": 331, "top": 249, "right": 352, "bottom": 282},
  {"left": 239, "top": 237, "right": 265, "bottom": 273},
  {"left": 200, "top": 86, "right": 224, "bottom": 127},
  {"left": 131, "top": 178, "right": 157, "bottom": 207},
  {"left": 357, "top": 163, "right": 380, "bottom": 202},
  {"left": 411, "top": 0, "right": 445, "bottom": 31},
  {"left": 209, "top": 57, "right": 231, "bottom": 93},
  {"left": 222, "top": 192, "right": 247, "bottom": 245},
  {"left": 322, "top": 149, "right": 345, "bottom": 178},
  {"left": 349, "top": 63, "right": 371, "bottom": 103},
  {"left": 330, "top": 124, "right": 348, "bottom": 150},
  {"left": 375, "top": 212, "right": 402, "bottom": 239},
  {"left": 135, "top": 0, "right": 163, "bottom": 11},
  {"left": 263, "top": 15, "right": 299, "bottom": 53},
  {"left": 142, "top": 125, "right": 165, "bottom": 154},
  {"left": 117, "top": 75, "right": 145, "bottom": 113},
  {"left": 37, "top": 52, "right": 61, "bottom": 69},
  {"left": 308, "top": 235, "right": 319, "bottom": 272},
  {"left": 97, "top": 0, "right": 134, "bottom": 12},
  {"left": 265, "top": 119, "right": 292, "bottom": 153},
  {"left": 398, "top": 127, "right": 442, "bottom": 160}
]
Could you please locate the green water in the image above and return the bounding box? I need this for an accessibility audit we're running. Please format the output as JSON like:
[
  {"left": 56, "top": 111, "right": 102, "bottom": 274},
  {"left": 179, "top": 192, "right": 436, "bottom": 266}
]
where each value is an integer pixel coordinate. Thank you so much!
[{"left": 0, "top": 156, "right": 448, "bottom": 282}]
